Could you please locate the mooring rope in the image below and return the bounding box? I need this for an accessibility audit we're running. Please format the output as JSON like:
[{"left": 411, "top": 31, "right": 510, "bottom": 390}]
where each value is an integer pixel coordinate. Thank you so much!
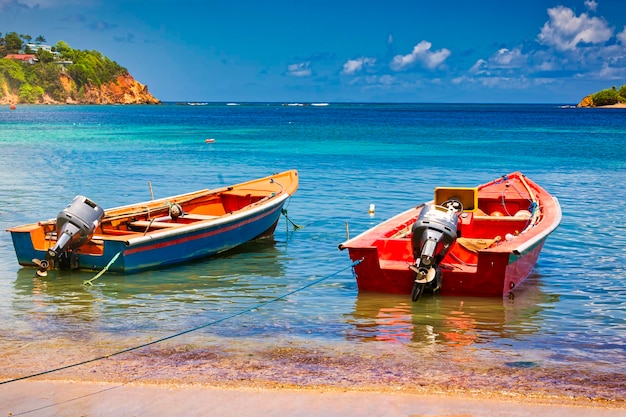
[
  {"left": 82, "top": 251, "right": 122, "bottom": 286},
  {"left": 0, "top": 259, "right": 361, "bottom": 386},
  {"left": 282, "top": 208, "right": 303, "bottom": 229}
]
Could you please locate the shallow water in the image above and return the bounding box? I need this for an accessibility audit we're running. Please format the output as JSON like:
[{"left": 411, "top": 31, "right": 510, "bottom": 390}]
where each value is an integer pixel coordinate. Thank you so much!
[{"left": 0, "top": 103, "right": 624, "bottom": 401}]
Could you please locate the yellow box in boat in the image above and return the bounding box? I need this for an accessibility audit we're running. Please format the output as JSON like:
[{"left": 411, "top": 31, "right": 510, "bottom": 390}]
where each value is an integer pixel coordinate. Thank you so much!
[{"left": 434, "top": 187, "right": 479, "bottom": 211}]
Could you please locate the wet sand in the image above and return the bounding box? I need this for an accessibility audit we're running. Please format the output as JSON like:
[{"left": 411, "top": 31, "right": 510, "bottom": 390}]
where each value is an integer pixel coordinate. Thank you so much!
[{"left": 2, "top": 339, "right": 625, "bottom": 416}]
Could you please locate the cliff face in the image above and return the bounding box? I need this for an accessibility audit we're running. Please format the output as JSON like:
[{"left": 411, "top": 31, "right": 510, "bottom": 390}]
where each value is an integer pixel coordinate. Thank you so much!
[
  {"left": 577, "top": 95, "right": 594, "bottom": 107},
  {"left": 1, "top": 72, "right": 160, "bottom": 105},
  {"left": 73, "top": 73, "right": 160, "bottom": 105}
]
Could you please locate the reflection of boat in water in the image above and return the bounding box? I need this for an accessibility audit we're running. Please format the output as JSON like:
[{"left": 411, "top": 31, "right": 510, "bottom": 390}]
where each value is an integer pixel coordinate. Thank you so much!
[
  {"left": 14, "top": 236, "right": 288, "bottom": 299},
  {"left": 9, "top": 237, "right": 289, "bottom": 348},
  {"left": 346, "top": 276, "right": 557, "bottom": 346}
]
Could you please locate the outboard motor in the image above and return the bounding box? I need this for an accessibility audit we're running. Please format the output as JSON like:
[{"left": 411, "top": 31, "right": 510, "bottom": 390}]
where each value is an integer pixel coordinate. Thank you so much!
[
  {"left": 38, "top": 196, "right": 104, "bottom": 274},
  {"left": 409, "top": 200, "right": 461, "bottom": 301}
]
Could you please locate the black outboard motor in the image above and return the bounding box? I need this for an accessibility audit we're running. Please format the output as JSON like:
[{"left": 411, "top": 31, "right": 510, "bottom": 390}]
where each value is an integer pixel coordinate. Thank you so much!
[
  {"left": 43, "top": 196, "right": 104, "bottom": 271},
  {"left": 409, "top": 200, "right": 461, "bottom": 301}
]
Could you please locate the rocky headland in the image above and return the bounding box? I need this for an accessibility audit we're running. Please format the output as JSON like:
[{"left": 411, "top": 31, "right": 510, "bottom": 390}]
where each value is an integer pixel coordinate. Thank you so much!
[
  {"left": 577, "top": 84, "right": 626, "bottom": 108},
  {"left": 0, "top": 72, "right": 160, "bottom": 105}
]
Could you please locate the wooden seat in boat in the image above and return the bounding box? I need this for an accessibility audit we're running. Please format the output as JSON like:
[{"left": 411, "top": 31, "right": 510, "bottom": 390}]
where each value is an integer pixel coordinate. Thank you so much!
[{"left": 129, "top": 220, "right": 187, "bottom": 229}]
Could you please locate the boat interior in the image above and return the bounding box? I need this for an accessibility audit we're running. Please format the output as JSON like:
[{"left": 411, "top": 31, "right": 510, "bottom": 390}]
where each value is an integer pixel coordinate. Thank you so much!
[
  {"left": 377, "top": 185, "right": 537, "bottom": 265},
  {"left": 25, "top": 188, "right": 275, "bottom": 255}
]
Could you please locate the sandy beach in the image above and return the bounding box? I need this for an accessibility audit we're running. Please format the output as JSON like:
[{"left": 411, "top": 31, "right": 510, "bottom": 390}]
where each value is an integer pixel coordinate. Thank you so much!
[
  {"left": 2, "top": 379, "right": 626, "bottom": 417},
  {"left": 1, "top": 338, "right": 625, "bottom": 417}
]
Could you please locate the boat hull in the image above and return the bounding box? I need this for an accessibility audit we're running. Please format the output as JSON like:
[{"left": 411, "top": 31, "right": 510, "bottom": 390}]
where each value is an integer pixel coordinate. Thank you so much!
[
  {"left": 345, "top": 240, "right": 546, "bottom": 297},
  {"left": 340, "top": 172, "right": 561, "bottom": 297},
  {"left": 8, "top": 170, "right": 298, "bottom": 274}
]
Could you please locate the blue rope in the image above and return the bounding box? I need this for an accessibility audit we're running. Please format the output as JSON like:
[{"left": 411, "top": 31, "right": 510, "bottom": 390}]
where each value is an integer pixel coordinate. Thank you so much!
[{"left": 494, "top": 174, "right": 509, "bottom": 184}]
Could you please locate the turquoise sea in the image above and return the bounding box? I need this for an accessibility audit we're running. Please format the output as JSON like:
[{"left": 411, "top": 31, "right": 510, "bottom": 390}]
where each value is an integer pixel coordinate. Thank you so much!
[{"left": 0, "top": 103, "right": 625, "bottom": 403}]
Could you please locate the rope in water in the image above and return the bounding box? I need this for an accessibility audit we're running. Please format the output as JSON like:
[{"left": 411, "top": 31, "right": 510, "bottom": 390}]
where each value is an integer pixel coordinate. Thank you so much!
[
  {"left": 82, "top": 251, "right": 122, "bottom": 286},
  {"left": 0, "top": 258, "right": 361, "bottom": 386},
  {"left": 282, "top": 208, "right": 303, "bottom": 229}
]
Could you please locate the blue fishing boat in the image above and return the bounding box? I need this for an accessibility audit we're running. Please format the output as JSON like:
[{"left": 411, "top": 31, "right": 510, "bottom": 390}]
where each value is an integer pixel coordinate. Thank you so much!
[{"left": 8, "top": 170, "right": 298, "bottom": 275}]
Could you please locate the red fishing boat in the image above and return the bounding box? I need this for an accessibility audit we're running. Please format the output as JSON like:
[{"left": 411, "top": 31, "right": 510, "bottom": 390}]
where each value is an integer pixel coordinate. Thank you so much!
[{"left": 339, "top": 172, "right": 561, "bottom": 300}]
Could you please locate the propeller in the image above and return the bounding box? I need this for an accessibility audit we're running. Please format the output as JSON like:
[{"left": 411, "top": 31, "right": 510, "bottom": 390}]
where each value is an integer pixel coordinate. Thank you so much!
[{"left": 32, "top": 258, "right": 50, "bottom": 277}]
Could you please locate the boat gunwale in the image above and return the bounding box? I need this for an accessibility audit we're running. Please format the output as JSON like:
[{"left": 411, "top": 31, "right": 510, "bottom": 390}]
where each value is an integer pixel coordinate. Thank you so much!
[{"left": 511, "top": 196, "right": 561, "bottom": 256}]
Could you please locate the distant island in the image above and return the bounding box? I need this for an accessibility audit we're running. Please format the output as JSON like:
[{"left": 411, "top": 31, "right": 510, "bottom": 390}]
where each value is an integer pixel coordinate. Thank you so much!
[
  {"left": 0, "top": 31, "right": 160, "bottom": 105},
  {"left": 577, "top": 83, "right": 626, "bottom": 108}
]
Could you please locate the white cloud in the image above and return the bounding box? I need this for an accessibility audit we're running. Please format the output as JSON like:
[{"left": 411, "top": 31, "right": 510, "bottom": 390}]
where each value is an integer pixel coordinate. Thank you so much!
[
  {"left": 341, "top": 57, "right": 376, "bottom": 75},
  {"left": 377, "top": 74, "right": 395, "bottom": 85},
  {"left": 596, "top": 62, "right": 626, "bottom": 78},
  {"left": 465, "top": 4, "right": 626, "bottom": 90},
  {"left": 490, "top": 47, "right": 528, "bottom": 68},
  {"left": 537, "top": 5, "right": 612, "bottom": 51},
  {"left": 468, "top": 48, "right": 527, "bottom": 76},
  {"left": 453, "top": 75, "right": 538, "bottom": 90},
  {"left": 390, "top": 40, "right": 451, "bottom": 71},
  {"left": 618, "top": 26, "right": 626, "bottom": 44},
  {"left": 584, "top": 0, "right": 598, "bottom": 12},
  {"left": 286, "top": 62, "right": 312, "bottom": 77},
  {"left": 469, "top": 59, "right": 488, "bottom": 75}
]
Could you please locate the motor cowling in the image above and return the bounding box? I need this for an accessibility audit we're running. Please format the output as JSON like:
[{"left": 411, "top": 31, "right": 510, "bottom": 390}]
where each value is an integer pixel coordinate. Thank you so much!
[
  {"left": 410, "top": 203, "right": 460, "bottom": 289},
  {"left": 47, "top": 196, "right": 105, "bottom": 262}
]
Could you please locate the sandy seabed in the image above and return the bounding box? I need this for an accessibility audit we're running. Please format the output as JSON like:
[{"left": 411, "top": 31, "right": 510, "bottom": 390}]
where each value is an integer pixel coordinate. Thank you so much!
[{"left": 1, "top": 338, "right": 625, "bottom": 417}]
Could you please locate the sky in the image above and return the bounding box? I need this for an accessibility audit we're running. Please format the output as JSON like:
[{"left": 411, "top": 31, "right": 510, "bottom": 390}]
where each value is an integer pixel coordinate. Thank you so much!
[{"left": 1, "top": 0, "right": 625, "bottom": 103}]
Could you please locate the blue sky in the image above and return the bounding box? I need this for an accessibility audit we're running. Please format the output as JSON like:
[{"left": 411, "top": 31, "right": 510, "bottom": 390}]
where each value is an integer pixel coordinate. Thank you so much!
[{"left": 1, "top": 0, "right": 625, "bottom": 103}]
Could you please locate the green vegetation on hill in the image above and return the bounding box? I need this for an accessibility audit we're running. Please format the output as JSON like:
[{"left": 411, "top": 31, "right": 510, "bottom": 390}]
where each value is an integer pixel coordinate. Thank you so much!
[
  {"left": 0, "top": 31, "right": 128, "bottom": 103},
  {"left": 591, "top": 84, "right": 626, "bottom": 106}
]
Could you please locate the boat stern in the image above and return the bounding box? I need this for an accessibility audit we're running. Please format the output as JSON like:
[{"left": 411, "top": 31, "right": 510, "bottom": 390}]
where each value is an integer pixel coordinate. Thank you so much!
[{"left": 7, "top": 223, "right": 49, "bottom": 267}]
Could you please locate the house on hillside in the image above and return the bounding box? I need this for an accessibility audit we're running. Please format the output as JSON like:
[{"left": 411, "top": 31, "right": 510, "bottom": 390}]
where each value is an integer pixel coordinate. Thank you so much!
[
  {"left": 5, "top": 48, "right": 73, "bottom": 68},
  {"left": 25, "top": 43, "right": 53, "bottom": 54},
  {"left": 4, "top": 54, "right": 37, "bottom": 64}
]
